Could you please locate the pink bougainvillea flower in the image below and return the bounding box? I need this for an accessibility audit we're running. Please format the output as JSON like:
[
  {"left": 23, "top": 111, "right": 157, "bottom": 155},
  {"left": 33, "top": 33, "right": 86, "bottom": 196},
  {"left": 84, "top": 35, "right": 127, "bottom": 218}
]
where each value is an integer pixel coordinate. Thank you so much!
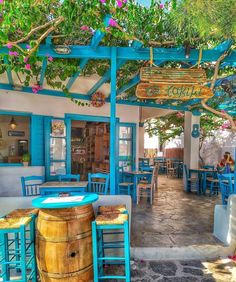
[
  {"left": 105, "top": 27, "right": 111, "bottom": 32},
  {"left": 0, "top": 0, "right": 3, "bottom": 4},
  {"left": 23, "top": 57, "right": 29, "bottom": 63},
  {"left": 117, "top": 0, "right": 123, "bottom": 8},
  {"left": 32, "top": 84, "right": 42, "bottom": 94},
  {"left": 7, "top": 43, "right": 12, "bottom": 49},
  {"left": 26, "top": 45, "right": 31, "bottom": 50},
  {"left": 123, "top": 0, "right": 127, "bottom": 3},
  {"left": 100, "top": 0, "right": 106, "bottom": 3},
  {"left": 80, "top": 25, "right": 90, "bottom": 31},
  {"left": 25, "top": 64, "right": 31, "bottom": 70},
  {"left": 221, "top": 120, "right": 230, "bottom": 129},
  {"left": 221, "top": 110, "right": 226, "bottom": 113},
  {"left": 108, "top": 18, "right": 118, "bottom": 27},
  {"left": 159, "top": 3, "right": 164, "bottom": 9},
  {"left": 9, "top": 51, "right": 18, "bottom": 56},
  {"left": 48, "top": 56, "right": 53, "bottom": 62}
]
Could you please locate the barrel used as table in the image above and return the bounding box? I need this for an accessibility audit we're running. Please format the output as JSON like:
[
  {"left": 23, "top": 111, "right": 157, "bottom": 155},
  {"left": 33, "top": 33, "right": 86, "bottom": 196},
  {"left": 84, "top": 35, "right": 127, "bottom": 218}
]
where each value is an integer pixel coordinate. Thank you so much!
[{"left": 32, "top": 193, "right": 99, "bottom": 282}]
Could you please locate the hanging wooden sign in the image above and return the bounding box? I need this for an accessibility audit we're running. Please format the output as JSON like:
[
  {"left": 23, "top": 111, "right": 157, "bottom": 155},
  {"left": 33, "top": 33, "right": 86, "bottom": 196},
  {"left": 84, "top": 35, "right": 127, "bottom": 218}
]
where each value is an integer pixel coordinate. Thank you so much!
[
  {"left": 136, "top": 83, "right": 214, "bottom": 100},
  {"left": 140, "top": 67, "right": 207, "bottom": 85}
]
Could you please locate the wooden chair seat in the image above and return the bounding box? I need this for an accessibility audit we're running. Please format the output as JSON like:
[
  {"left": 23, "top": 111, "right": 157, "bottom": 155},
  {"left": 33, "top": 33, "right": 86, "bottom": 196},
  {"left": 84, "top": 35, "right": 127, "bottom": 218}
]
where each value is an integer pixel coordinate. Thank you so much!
[
  {"left": 119, "top": 182, "right": 134, "bottom": 186},
  {"left": 138, "top": 183, "right": 151, "bottom": 189},
  {"left": 6, "top": 208, "right": 38, "bottom": 218},
  {"left": 98, "top": 205, "right": 126, "bottom": 214},
  {"left": 95, "top": 213, "right": 128, "bottom": 225},
  {"left": 0, "top": 217, "right": 32, "bottom": 229}
]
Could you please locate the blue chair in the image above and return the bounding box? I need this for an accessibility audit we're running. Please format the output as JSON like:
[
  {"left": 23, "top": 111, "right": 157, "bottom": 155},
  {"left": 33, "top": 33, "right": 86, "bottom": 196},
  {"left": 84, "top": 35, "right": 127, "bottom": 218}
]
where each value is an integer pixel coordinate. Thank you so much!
[
  {"left": 92, "top": 212, "right": 130, "bottom": 281},
  {"left": 202, "top": 165, "right": 215, "bottom": 170},
  {"left": 58, "top": 174, "right": 80, "bottom": 182},
  {"left": 183, "top": 165, "right": 199, "bottom": 193},
  {"left": 21, "top": 176, "right": 44, "bottom": 196},
  {"left": 118, "top": 167, "right": 134, "bottom": 199},
  {"left": 0, "top": 214, "right": 37, "bottom": 282},
  {"left": 88, "top": 173, "right": 110, "bottom": 195},
  {"left": 218, "top": 173, "right": 234, "bottom": 205}
]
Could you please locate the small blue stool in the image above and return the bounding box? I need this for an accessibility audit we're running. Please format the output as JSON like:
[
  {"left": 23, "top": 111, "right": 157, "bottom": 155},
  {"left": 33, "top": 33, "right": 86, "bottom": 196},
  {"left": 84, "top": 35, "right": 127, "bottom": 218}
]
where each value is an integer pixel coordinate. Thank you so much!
[
  {"left": 0, "top": 211, "right": 37, "bottom": 282},
  {"left": 92, "top": 212, "right": 130, "bottom": 281}
]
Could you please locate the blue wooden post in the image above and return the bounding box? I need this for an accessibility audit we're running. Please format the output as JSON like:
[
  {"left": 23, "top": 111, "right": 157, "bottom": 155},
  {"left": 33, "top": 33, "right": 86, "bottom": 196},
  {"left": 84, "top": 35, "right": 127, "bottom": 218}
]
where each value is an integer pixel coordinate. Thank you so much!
[
  {"left": 234, "top": 147, "right": 236, "bottom": 192},
  {"left": 110, "top": 47, "right": 117, "bottom": 195}
]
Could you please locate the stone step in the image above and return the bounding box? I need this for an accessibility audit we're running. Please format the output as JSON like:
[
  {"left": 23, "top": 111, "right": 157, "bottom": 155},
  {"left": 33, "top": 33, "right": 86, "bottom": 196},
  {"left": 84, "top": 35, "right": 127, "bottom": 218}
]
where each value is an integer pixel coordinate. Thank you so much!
[{"left": 131, "top": 244, "right": 235, "bottom": 261}]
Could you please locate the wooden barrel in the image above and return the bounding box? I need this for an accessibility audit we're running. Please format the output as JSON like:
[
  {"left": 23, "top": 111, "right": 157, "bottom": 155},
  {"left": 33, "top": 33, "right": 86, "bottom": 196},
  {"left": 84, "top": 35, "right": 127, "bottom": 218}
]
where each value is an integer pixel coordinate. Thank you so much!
[{"left": 36, "top": 205, "right": 94, "bottom": 282}]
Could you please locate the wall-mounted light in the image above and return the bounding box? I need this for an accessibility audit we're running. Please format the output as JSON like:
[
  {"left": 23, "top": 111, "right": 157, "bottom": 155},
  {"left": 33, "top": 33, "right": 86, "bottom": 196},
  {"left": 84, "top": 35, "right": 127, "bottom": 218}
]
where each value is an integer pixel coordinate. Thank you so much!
[
  {"left": 184, "top": 41, "right": 191, "bottom": 59},
  {"left": 9, "top": 117, "right": 17, "bottom": 130},
  {"left": 53, "top": 45, "right": 71, "bottom": 55}
]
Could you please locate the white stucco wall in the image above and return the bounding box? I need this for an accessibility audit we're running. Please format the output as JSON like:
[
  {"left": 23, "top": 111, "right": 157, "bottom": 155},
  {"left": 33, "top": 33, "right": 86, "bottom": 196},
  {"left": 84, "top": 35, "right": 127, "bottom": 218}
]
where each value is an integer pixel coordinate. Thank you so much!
[{"left": 0, "top": 90, "right": 140, "bottom": 196}]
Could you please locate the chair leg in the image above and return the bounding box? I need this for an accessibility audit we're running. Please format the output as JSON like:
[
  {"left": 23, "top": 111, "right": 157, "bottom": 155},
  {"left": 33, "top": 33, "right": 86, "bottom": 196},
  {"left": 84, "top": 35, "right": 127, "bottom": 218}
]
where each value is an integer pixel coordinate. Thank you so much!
[
  {"left": 92, "top": 222, "right": 99, "bottom": 282},
  {"left": 124, "top": 221, "right": 131, "bottom": 282},
  {"left": 137, "top": 187, "right": 139, "bottom": 204}
]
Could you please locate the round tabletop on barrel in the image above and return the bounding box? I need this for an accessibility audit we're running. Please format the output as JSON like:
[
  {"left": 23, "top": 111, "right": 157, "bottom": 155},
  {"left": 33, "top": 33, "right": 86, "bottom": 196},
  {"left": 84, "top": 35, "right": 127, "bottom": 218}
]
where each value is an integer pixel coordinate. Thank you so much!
[{"left": 32, "top": 192, "right": 99, "bottom": 209}]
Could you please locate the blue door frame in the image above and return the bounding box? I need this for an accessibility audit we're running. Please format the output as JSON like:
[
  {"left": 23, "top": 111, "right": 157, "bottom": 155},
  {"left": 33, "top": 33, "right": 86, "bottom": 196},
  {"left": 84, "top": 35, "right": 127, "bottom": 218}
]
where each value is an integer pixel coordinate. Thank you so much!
[{"left": 65, "top": 113, "right": 120, "bottom": 194}]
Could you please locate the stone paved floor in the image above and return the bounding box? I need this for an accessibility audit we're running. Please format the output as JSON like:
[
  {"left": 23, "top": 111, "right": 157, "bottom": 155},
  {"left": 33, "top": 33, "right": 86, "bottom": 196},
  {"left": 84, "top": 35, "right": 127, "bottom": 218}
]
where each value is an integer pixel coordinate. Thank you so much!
[
  {"left": 131, "top": 176, "right": 222, "bottom": 247},
  {"left": 106, "top": 258, "right": 236, "bottom": 281}
]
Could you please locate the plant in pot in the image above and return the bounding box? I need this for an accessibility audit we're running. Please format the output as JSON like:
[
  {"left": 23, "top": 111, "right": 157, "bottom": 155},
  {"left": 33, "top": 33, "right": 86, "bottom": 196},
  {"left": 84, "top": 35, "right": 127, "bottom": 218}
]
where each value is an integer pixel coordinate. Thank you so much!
[{"left": 22, "top": 153, "right": 30, "bottom": 167}]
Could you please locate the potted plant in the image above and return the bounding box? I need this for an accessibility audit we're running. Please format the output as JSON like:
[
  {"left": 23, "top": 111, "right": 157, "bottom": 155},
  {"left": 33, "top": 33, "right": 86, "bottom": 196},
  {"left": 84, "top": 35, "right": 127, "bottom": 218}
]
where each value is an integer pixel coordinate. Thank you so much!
[{"left": 22, "top": 153, "right": 30, "bottom": 167}]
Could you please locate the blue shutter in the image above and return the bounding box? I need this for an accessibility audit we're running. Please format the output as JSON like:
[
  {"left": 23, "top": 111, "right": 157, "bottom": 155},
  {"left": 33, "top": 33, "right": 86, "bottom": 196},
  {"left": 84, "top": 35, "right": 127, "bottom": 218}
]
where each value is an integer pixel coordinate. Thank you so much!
[{"left": 31, "top": 115, "right": 45, "bottom": 166}]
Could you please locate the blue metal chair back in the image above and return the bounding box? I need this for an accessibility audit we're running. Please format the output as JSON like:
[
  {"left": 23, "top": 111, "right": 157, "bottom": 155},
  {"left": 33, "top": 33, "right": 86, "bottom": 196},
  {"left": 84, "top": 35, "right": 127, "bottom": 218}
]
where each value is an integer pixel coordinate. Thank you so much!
[
  {"left": 58, "top": 174, "right": 80, "bottom": 182},
  {"left": 88, "top": 173, "right": 110, "bottom": 195},
  {"left": 21, "top": 176, "right": 44, "bottom": 196},
  {"left": 218, "top": 173, "right": 234, "bottom": 205}
]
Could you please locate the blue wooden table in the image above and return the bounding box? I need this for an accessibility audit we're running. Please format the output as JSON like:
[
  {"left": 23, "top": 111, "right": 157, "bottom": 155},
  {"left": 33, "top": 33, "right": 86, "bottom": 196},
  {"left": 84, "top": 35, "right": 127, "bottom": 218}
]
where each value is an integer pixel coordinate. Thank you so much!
[
  {"left": 39, "top": 181, "right": 88, "bottom": 196},
  {"left": 124, "top": 171, "right": 152, "bottom": 201},
  {"left": 190, "top": 168, "right": 217, "bottom": 194},
  {"left": 32, "top": 192, "right": 98, "bottom": 209}
]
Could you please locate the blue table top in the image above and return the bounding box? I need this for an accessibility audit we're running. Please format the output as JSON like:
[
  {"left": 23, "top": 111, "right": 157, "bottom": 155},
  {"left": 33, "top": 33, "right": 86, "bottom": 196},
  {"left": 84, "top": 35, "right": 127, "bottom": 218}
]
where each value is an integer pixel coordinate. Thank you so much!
[{"left": 32, "top": 192, "right": 99, "bottom": 209}]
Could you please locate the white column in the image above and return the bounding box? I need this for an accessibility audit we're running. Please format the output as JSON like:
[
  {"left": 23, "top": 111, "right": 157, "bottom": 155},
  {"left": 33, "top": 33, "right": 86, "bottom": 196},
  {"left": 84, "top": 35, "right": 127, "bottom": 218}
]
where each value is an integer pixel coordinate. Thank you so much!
[
  {"left": 184, "top": 112, "right": 200, "bottom": 169},
  {"left": 138, "top": 124, "right": 145, "bottom": 158}
]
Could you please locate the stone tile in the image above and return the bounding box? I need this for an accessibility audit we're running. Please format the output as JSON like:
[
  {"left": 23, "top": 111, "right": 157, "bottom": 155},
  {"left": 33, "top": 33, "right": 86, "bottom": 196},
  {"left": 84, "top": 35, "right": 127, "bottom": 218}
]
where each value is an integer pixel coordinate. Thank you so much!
[
  {"left": 160, "top": 277, "right": 199, "bottom": 282},
  {"left": 180, "top": 260, "right": 205, "bottom": 268},
  {"left": 149, "top": 261, "right": 177, "bottom": 276},
  {"left": 132, "top": 175, "right": 221, "bottom": 248},
  {"left": 182, "top": 267, "right": 204, "bottom": 276}
]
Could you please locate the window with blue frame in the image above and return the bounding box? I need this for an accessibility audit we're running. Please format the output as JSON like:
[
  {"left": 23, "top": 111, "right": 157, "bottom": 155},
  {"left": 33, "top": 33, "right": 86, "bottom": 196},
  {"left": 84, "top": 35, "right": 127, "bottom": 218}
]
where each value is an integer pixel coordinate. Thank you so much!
[
  {"left": 118, "top": 124, "right": 136, "bottom": 171},
  {"left": 0, "top": 114, "right": 30, "bottom": 165},
  {"left": 49, "top": 119, "right": 67, "bottom": 176}
]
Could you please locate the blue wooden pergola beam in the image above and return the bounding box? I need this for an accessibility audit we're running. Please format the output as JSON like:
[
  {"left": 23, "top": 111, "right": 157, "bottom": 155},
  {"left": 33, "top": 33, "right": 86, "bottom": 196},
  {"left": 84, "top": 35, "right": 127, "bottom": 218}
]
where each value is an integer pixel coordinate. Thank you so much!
[
  {"left": 66, "top": 15, "right": 111, "bottom": 90},
  {"left": 87, "top": 41, "right": 143, "bottom": 96},
  {"left": 116, "top": 75, "right": 141, "bottom": 96},
  {"left": 39, "top": 58, "right": 48, "bottom": 86},
  {"left": 2, "top": 45, "right": 235, "bottom": 63},
  {"left": 3, "top": 57, "right": 13, "bottom": 85}
]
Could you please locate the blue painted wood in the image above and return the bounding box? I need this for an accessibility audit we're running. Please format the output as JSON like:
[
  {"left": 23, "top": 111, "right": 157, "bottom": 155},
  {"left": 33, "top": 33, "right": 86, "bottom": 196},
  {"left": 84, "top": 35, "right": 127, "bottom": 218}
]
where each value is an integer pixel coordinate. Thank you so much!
[
  {"left": 88, "top": 173, "right": 110, "bottom": 195},
  {"left": 65, "top": 118, "right": 71, "bottom": 174},
  {"left": 44, "top": 117, "right": 52, "bottom": 181},
  {"left": 92, "top": 217, "right": 130, "bottom": 281},
  {"left": 58, "top": 174, "right": 80, "bottom": 181},
  {"left": 87, "top": 41, "right": 143, "bottom": 96},
  {"left": 40, "top": 184, "right": 88, "bottom": 196},
  {"left": 0, "top": 44, "right": 236, "bottom": 63},
  {"left": 31, "top": 115, "right": 45, "bottom": 166},
  {"left": 21, "top": 175, "right": 44, "bottom": 196},
  {"left": 110, "top": 47, "right": 117, "bottom": 195},
  {"left": 65, "top": 113, "right": 113, "bottom": 123},
  {"left": 218, "top": 173, "right": 234, "bottom": 205},
  {"left": 116, "top": 75, "right": 140, "bottom": 96},
  {"left": 32, "top": 192, "right": 98, "bottom": 208},
  {"left": 0, "top": 216, "right": 37, "bottom": 282}
]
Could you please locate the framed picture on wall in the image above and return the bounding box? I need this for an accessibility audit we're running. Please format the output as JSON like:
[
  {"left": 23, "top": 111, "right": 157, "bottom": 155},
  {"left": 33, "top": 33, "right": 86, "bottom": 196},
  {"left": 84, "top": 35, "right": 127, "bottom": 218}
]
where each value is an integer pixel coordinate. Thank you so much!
[
  {"left": 8, "top": 131, "right": 25, "bottom": 137},
  {"left": 51, "top": 119, "right": 65, "bottom": 137}
]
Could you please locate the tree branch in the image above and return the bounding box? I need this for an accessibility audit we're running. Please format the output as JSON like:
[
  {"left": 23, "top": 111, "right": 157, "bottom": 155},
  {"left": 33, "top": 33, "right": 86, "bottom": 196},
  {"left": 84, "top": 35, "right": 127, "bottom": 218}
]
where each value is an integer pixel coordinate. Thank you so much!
[{"left": 201, "top": 51, "right": 236, "bottom": 132}]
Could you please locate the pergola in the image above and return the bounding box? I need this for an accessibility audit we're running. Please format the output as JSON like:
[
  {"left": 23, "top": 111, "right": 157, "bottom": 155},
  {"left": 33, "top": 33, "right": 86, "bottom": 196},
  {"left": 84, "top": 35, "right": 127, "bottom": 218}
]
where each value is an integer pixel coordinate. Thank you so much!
[{"left": 0, "top": 17, "right": 235, "bottom": 193}]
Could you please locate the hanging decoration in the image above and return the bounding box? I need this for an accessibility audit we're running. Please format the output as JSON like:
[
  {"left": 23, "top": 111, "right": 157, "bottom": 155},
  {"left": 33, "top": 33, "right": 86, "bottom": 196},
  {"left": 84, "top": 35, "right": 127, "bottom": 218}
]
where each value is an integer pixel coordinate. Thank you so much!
[
  {"left": 140, "top": 67, "right": 207, "bottom": 84},
  {"left": 91, "top": 91, "right": 106, "bottom": 108},
  {"left": 136, "top": 83, "right": 214, "bottom": 100},
  {"left": 136, "top": 47, "right": 214, "bottom": 100}
]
